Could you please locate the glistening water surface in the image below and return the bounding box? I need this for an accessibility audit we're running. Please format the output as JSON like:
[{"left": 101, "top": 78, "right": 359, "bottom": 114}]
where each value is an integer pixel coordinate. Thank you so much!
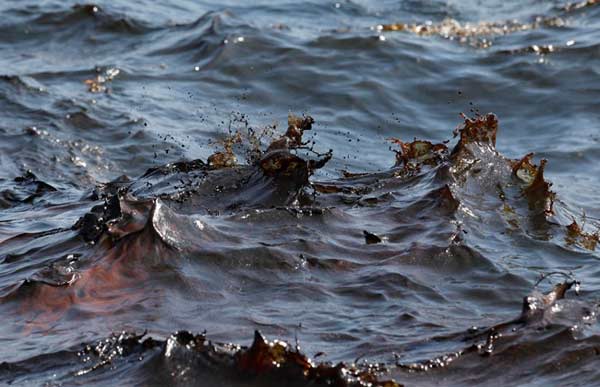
[{"left": 1, "top": 0, "right": 600, "bottom": 386}]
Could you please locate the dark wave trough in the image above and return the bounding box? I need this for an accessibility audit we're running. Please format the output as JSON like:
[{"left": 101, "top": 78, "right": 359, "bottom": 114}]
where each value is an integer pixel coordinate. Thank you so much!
[{"left": 1, "top": 1, "right": 600, "bottom": 386}]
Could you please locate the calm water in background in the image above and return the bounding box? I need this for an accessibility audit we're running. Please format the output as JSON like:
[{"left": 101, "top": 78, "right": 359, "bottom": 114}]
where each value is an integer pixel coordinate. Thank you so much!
[{"left": 1, "top": 0, "right": 600, "bottom": 385}]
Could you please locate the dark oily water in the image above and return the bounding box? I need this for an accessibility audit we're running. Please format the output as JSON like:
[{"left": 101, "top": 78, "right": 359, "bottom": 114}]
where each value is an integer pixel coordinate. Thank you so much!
[{"left": 1, "top": 0, "right": 600, "bottom": 386}]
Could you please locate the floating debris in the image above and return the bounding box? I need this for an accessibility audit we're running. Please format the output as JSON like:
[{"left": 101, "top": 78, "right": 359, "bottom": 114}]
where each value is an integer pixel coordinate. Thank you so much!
[
  {"left": 84, "top": 68, "right": 120, "bottom": 93},
  {"left": 377, "top": 16, "right": 565, "bottom": 48},
  {"left": 561, "top": 0, "right": 599, "bottom": 12},
  {"left": 500, "top": 44, "right": 560, "bottom": 56},
  {"left": 363, "top": 230, "right": 383, "bottom": 244},
  {"left": 566, "top": 220, "right": 599, "bottom": 250}
]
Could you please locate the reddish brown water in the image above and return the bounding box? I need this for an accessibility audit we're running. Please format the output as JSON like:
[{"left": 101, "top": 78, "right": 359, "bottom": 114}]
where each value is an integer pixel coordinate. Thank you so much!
[{"left": 1, "top": 1, "right": 600, "bottom": 386}]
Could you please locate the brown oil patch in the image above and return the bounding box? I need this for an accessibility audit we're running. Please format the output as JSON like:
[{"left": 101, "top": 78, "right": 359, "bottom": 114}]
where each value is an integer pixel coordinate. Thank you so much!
[
  {"left": 398, "top": 280, "right": 578, "bottom": 371},
  {"left": 207, "top": 113, "right": 330, "bottom": 174},
  {"left": 266, "top": 114, "right": 314, "bottom": 152},
  {"left": 448, "top": 112, "right": 500, "bottom": 180},
  {"left": 452, "top": 113, "right": 498, "bottom": 154},
  {"left": 234, "top": 331, "right": 401, "bottom": 386},
  {"left": 207, "top": 132, "right": 242, "bottom": 168},
  {"left": 260, "top": 113, "right": 331, "bottom": 177},
  {"left": 512, "top": 154, "right": 555, "bottom": 215},
  {"left": 312, "top": 183, "right": 344, "bottom": 194},
  {"left": 9, "top": 201, "right": 165, "bottom": 334},
  {"left": 259, "top": 151, "right": 309, "bottom": 178},
  {"left": 388, "top": 138, "right": 448, "bottom": 169},
  {"left": 437, "top": 184, "right": 460, "bottom": 211},
  {"left": 566, "top": 220, "right": 599, "bottom": 250},
  {"left": 78, "top": 329, "right": 402, "bottom": 386},
  {"left": 14, "top": 246, "right": 151, "bottom": 335}
]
